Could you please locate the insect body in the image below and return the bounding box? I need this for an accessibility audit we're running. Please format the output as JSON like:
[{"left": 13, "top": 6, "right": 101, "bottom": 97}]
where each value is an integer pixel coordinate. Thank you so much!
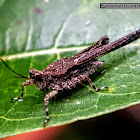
[{"left": 1, "top": 29, "right": 140, "bottom": 126}]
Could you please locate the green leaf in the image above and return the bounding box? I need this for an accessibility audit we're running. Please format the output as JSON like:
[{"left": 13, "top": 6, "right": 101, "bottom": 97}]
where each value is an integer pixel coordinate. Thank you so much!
[{"left": 0, "top": 0, "right": 140, "bottom": 138}]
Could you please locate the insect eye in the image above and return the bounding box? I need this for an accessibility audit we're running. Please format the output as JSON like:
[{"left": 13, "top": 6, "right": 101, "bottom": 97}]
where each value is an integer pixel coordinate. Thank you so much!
[
  {"left": 29, "top": 73, "right": 35, "bottom": 79},
  {"left": 101, "top": 37, "right": 109, "bottom": 45}
]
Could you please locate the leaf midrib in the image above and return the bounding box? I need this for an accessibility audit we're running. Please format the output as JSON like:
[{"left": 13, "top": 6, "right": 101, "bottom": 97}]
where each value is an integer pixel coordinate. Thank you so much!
[{"left": 0, "top": 42, "right": 139, "bottom": 61}]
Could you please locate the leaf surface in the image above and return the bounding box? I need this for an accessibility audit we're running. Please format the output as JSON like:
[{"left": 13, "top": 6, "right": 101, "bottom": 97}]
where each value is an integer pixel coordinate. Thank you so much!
[{"left": 0, "top": 0, "right": 140, "bottom": 138}]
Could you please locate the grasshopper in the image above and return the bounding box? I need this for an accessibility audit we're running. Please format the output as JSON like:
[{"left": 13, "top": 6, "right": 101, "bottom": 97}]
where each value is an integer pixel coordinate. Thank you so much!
[{"left": 1, "top": 29, "right": 140, "bottom": 126}]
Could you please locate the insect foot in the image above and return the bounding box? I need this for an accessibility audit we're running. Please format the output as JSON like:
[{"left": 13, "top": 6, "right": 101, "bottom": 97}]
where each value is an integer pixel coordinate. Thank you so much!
[
  {"left": 96, "top": 86, "right": 109, "bottom": 92},
  {"left": 11, "top": 97, "right": 23, "bottom": 102}
]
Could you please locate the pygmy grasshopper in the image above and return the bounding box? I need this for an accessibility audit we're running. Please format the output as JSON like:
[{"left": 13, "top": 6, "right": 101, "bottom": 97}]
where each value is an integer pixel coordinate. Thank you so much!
[{"left": 1, "top": 29, "right": 140, "bottom": 126}]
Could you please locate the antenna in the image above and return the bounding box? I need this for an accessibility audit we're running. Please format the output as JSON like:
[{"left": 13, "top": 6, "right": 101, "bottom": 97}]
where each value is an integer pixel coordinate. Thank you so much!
[{"left": 0, "top": 58, "right": 30, "bottom": 79}]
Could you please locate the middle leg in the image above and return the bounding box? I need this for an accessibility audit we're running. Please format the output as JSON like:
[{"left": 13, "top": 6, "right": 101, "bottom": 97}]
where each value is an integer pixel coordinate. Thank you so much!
[{"left": 43, "top": 90, "right": 58, "bottom": 126}]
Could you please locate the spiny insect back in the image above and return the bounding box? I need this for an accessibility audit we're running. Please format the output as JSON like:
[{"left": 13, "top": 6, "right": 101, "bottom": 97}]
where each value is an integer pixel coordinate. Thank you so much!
[{"left": 0, "top": 29, "right": 140, "bottom": 126}]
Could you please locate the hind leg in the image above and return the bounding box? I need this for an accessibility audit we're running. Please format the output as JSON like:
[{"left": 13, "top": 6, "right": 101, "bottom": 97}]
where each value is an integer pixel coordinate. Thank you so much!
[{"left": 86, "top": 76, "right": 108, "bottom": 92}]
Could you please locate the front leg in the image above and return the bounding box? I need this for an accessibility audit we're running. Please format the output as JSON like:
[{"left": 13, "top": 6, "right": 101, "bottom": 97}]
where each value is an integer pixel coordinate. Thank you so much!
[
  {"left": 11, "top": 80, "right": 33, "bottom": 102},
  {"left": 43, "top": 90, "right": 58, "bottom": 126}
]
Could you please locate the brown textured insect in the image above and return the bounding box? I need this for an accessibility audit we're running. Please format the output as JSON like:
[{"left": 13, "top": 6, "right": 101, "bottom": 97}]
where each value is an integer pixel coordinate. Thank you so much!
[{"left": 0, "top": 29, "right": 140, "bottom": 126}]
